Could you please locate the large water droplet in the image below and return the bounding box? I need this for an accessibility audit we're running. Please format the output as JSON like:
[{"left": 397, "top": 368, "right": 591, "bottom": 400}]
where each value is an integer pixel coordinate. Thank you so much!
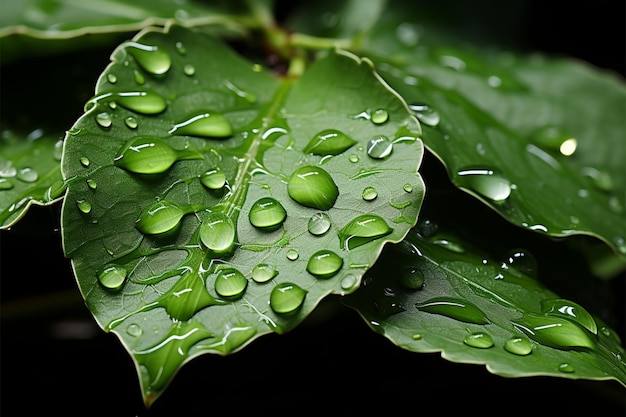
[
  {"left": 95, "top": 112, "right": 112, "bottom": 128},
  {"left": 114, "top": 136, "right": 202, "bottom": 174},
  {"left": 303, "top": 129, "right": 357, "bottom": 156},
  {"left": 512, "top": 312, "right": 596, "bottom": 350},
  {"left": 339, "top": 214, "right": 393, "bottom": 250},
  {"left": 248, "top": 197, "right": 287, "bottom": 231},
  {"left": 126, "top": 41, "right": 171, "bottom": 75},
  {"left": 504, "top": 337, "right": 533, "bottom": 356},
  {"left": 200, "top": 212, "right": 236, "bottom": 254},
  {"left": 415, "top": 297, "right": 489, "bottom": 324},
  {"left": 366, "top": 135, "right": 393, "bottom": 159},
  {"left": 169, "top": 111, "right": 233, "bottom": 138},
  {"left": 541, "top": 298, "right": 598, "bottom": 335},
  {"left": 464, "top": 332, "right": 494, "bottom": 349},
  {"left": 214, "top": 268, "right": 248, "bottom": 299},
  {"left": 251, "top": 263, "right": 278, "bottom": 283},
  {"left": 270, "top": 282, "right": 307, "bottom": 314},
  {"left": 307, "top": 212, "right": 331, "bottom": 236},
  {"left": 409, "top": 104, "right": 440, "bottom": 127},
  {"left": 200, "top": 167, "right": 226, "bottom": 190},
  {"left": 287, "top": 166, "right": 339, "bottom": 210},
  {"left": 306, "top": 250, "right": 343, "bottom": 278},
  {"left": 457, "top": 167, "right": 511, "bottom": 202},
  {"left": 136, "top": 200, "right": 186, "bottom": 235},
  {"left": 98, "top": 264, "right": 127, "bottom": 290},
  {"left": 87, "top": 89, "right": 167, "bottom": 115}
]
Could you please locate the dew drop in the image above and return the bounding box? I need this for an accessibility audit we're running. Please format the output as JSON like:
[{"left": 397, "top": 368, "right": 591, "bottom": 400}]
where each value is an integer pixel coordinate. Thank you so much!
[
  {"left": 504, "top": 337, "right": 533, "bottom": 356},
  {"left": 169, "top": 111, "right": 233, "bottom": 139},
  {"left": 371, "top": 109, "right": 389, "bottom": 125},
  {"left": 251, "top": 263, "right": 278, "bottom": 283},
  {"left": 303, "top": 129, "right": 357, "bottom": 156},
  {"left": 98, "top": 264, "right": 127, "bottom": 290},
  {"left": 409, "top": 104, "right": 440, "bottom": 127},
  {"left": 124, "top": 116, "right": 138, "bottom": 129},
  {"left": 86, "top": 178, "right": 97, "bottom": 189},
  {"left": 175, "top": 41, "right": 186, "bottom": 55},
  {"left": 286, "top": 249, "right": 299, "bottom": 261},
  {"left": 541, "top": 298, "right": 598, "bottom": 334},
  {"left": 126, "top": 323, "right": 143, "bottom": 337},
  {"left": 340, "top": 274, "right": 358, "bottom": 291},
  {"left": 287, "top": 166, "right": 339, "bottom": 210},
  {"left": 580, "top": 166, "right": 613, "bottom": 192},
  {"left": 134, "top": 70, "right": 145, "bottom": 85},
  {"left": 200, "top": 167, "right": 226, "bottom": 190},
  {"left": 512, "top": 312, "right": 596, "bottom": 350},
  {"left": 224, "top": 80, "right": 257, "bottom": 103},
  {"left": 17, "top": 167, "right": 38, "bottom": 183},
  {"left": 183, "top": 64, "right": 195, "bottom": 76},
  {"left": 403, "top": 183, "right": 413, "bottom": 193},
  {"left": 248, "top": 197, "right": 287, "bottom": 231},
  {"left": 349, "top": 154, "right": 359, "bottom": 163},
  {"left": 361, "top": 186, "right": 378, "bottom": 201},
  {"left": 269, "top": 282, "right": 307, "bottom": 314},
  {"left": 95, "top": 112, "right": 112, "bottom": 128},
  {"left": 398, "top": 267, "right": 424, "bottom": 290},
  {"left": 0, "top": 178, "right": 14, "bottom": 190},
  {"left": 87, "top": 89, "right": 167, "bottom": 115},
  {"left": 306, "top": 250, "right": 343, "bottom": 278},
  {"left": 338, "top": 214, "right": 393, "bottom": 250},
  {"left": 307, "top": 212, "right": 331, "bottom": 236},
  {"left": 463, "top": 332, "right": 494, "bottom": 349},
  {"left": 416, "top": 218, "right": 438, "bottom": 237},
  {"left": 126, "top": 41, "right": 171, "bottom": 75},
  {"left": 366, "top": 135, "right": 393, "bottom": 159},
  {"left": 457, "top": 167, "right": 511, "bottom": 202},
  {"left": 415, "top": 297, "right": 489, "bottom": 324},
  {"left": 214, "top": 268, "right": 248, "bottom": 299},
  {"left": 114, "top": 136, "right": 202, "bottom": 174},
  {"left": 136, "top": 200, "right": 186, "bottom": 235},
  {"left": 76, "top": 199, "right": 92, "bottom": 214},
  {"left": 80, "top": 156, "right": 90, "bottom": 167},
  {"left": 107, "top": 73, "right": 117, "bottom": 84},
  {"left": 200, "top": 212, "right": 235, "bottom": 254},
  {"left": 558, "top": 363, "right": 575, "bottom": 373}
]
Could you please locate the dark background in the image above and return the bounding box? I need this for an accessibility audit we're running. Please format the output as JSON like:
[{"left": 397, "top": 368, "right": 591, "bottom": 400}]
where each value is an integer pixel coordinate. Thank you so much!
[{"left": 1, "top": 1, "right": 624, "bottom": 415}]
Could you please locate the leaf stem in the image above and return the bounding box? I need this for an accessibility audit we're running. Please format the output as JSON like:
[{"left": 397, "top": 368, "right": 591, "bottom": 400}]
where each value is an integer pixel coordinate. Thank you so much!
[{"left": 290, "top": 32, "right": 353, "bottom": 51}]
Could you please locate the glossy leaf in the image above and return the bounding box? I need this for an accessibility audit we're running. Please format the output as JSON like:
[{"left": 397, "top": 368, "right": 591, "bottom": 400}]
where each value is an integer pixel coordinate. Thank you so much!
[{"left": 60, "top": 24, "right": 424, "bottom": 405}]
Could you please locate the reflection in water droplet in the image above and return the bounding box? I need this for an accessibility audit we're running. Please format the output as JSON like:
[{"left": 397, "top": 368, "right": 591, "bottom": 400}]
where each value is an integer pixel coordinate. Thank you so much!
[
  {"left": 512, "top": 312, "right": 596, "bottom": 350},
  {"left": 126, "top": 41, "right": 171, "bottom": 75},
  {"left": 457, "top": 167, "right": 511, "bottom": 202},
  {"left": 409, "top": 104, "right": 440, "bottom": 127},
  {"left": 270, "top": 282, "right": 307, "bottom": 314},
  {"left": 504, "top": 337, "right": 533, "bottom": 355},
  {"left": 308, "top": 212, "right": 331, "bottom": 236},
  {"left": 98, "top": 264, "right": 127, "bottom": 290},
  {"left": 17, "top": 167, "right": 38, "bottom": 183},
  {"left": 287, "top": 166, "right": 339, "bottom": 210},
  {"left": 367, "top": 135, "right": 393, "bottom": 159},
  {"left": 362, "top": 186, "right": 378, "bottom": 201},
  {"left": 464, "top": 332, "right": 494, "bottom": 349},
  {"left": 339, "top": 214, "right": 392, "bottom": 250},
  {"left": 200, "top": 212, "right": 235, "bottom": 254},
  {"left": 76, "top": 199, "right": 92, "bottom": 214},
  {"left": 541, "top": 298, "right": 597, "bottom": 334},
  {"left": 306, "top": 250, "right": 343, "bottom": 278},
  {"left": 371, "top": 109, "right": 388, "bottom": 124},
  {"left": 114, "top": 136, "right": 202, "bottom": 174},
  {"left": 415, "top": 297, "right": 489, "bottom": 324},
  {"left": 214, "top": 268, "right": 248, "bottom": 299},
  {"left": 136, "top": 200, "right": 186, "bottom": 235},
  {"left": 96, "top": 112, "right": 112, "bottom": 128},
  {"left": 249, "top": 197, "right": 287, "bottom": 231},
  {"left": 251, "top": 263, "right": 278, "bottom": 283},
  {"left": 303, "top": 129, "right": 357, "bottom": 156}
]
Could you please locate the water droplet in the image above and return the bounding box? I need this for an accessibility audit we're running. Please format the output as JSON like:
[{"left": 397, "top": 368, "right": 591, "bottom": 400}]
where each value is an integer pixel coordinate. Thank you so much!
[
  {"left": 416, "top": 218, "right": 438, "bottom": 237},
  {"left": 80, "top": 156, "right": 90, "bottom": 167},
  {"left": 339, "top": 214, "right": 393, "bottom": 250},
  {"left": 134, "top": 70, "right": 145, "bottom": 85},
  {"left": 512, "top": 312, "right": 596, "bottom": 350},
  {"left": 463, "top": 332, "right": 494, "bottom": 349},
  {"left": 16, "top": 167, "right": 38, "bottom": 183},
  {"left": 175, "top": 41, "right": 186, "bottom": 55},
  {"left": 409, "top": 104, "right": 440, "bottom": 127},
  {"left": 306, "top": 250, "right": 343, "bottom": 278},
  {"left": 287, "top": 166, "right": 339, "bottom": 210},
  {"left": 286, "top": 249, "right": 299, "bottom": 261},
  {"left": 432, "top": 239, "right": 465, "bottom": 253},
  {"left": 126, "top": 323, "right": 142, "bottom": 337},
  {"left": 53, "top": 139, "right": 63, "bottom": 160},
  {"left": 169, "top": 111, "right": 233, "bottom": 138},
  {"left": 349, "top": 154, "right": 359, "bottom": 163},
  {"left": 107, "top": 73, "right": 117, "bottom": 84},
  {"left": 126, "top": 41, "right": 171, "bottom": 75},
  {"left": 396, "top": 22, "right": 419, "bottom": 46},
  {"left": 95, "top": 112, "right": 112, "bottom": 128},
  {"left": 251, "top": 263, "right": 278, "bottom": 283},
  {"left": 501, "top": 248, "right": 537, "bottom": 278},
  {"left": 86, "top": 178, "right": 97, "bottom": 189},
  {"left": 136, "top": 200, "right": 186, "bottom": 235},
  {"left": 371, "top": 109, "right": 388, "bottom": 125},
  {"left": 361, "top": 186, "right": 378, "bottom": 201},
  {"left": 124, "top": 116, "right": 138, "bottom": 129},
  {"left": 0, "top": 178, "right": 14, "bottom": 190},
  {"left": 398, "top": 267, "right": 424, "bottom": 290},
  {"left": 200, "top": 212, "right": 236, "bottom": 254},
  {"left": 403, "top": 183, "right": 413, "bottom": 193},
  {"left": 504, "top": 337, "right": 533, "bottom": 356},
  {"left": 224, "top": 80, "right": 257, "bottom": 103},
  {"left": 340, "top": 274, "right": 358, "bottom": 291},
  {"left": 87, "top": 89, "right": 167, "bottom": 115},
  {"left": 558, "top": 363, "right": 575, "bottom": 373},
  {"left": 76, "top": 199, "right": 92, "bottom": 214},
  {"left": 214, "top": 268, "right": 248, "bottom": 299},
  {"left": 114, "top": 136, "right": 202, "bottom": 174},
  {"left": 457, "top": 167, "right": 511, "bottom": 202},
  {"left": 415, "top": 297, "right": 489, "bottom": 324},
  {"left": 248, "top": 197, "right": 287, "bottom": 231},
  {"left": 200, "top": 167, "right": 226, "bottom": 190},
  {"left": 530, "top": 126, "right": 577, "bottom": 156},
  {"left": 183, "top": 64, "right": 195, "bottom": 76},
  {"left": 307, "top": 212, "right": 331, "bottom": 236},
  {"left": 303, "top": 129, "right": 357, "bottom": 156},
  {"left": 366, "top": 135, "right": 393, "bottom": 159},
  {"left": 98, "top": 264, "right": 127, "bottom": 290},
  {"left": 580, "top": 166, "right": 613, "bottom": 192},
  {"left": 269, "top": 282, "right": 307, "bottom": 314},
  {"left": 541, "top": 298, "right": 597, "bottom": 335}
]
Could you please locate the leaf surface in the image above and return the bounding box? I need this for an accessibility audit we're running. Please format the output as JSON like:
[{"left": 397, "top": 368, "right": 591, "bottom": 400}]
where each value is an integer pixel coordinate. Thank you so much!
[{"left": 60, "top": 24, "right": 424, "bottom": 405}]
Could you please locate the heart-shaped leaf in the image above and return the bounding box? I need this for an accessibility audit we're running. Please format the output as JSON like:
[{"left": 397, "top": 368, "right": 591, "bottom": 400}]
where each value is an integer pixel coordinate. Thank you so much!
[{"left": 60, "top": 24, "right": 424, "bottom": 405}]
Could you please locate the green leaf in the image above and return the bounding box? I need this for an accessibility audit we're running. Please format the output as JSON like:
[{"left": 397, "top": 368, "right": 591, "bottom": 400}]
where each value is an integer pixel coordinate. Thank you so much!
[
  {"left": 60, "top": 24, "right": 424, "bottom": 405},
  {"left": 0, "top": 128, "right": 65, "bottom": 228},
  {"left": 357, "top": 6, "right": 626, "bottom": 261}
]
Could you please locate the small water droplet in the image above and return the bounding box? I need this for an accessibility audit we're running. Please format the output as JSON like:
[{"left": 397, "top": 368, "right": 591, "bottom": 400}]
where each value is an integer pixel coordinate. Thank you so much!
[
  {"left": 339, "top": 214, "right": 393, "bottom": 250},
  {"left": 286, "top": 249, "right": 299, "bottom": 261},
  {"left": 580, "top": 166, "right": 613, "bottom": 192},
  {"left": 86, "top": 178, "right": 97, "bottom": 189},
  {"left": 136, "top": 200, "right": 186, "bottom": 235},
  {"left": 463, "top": 332, "right": 494, "bottom": 349},
  {"left": 214, "top": 268, "right": 248, "bottom": 299},
  {"left": 287, "top": 166, "right": 339, "bottom": 210},
  {"left": 541, "top": 298, "right": 597, "bottom": 335},
  {"left": 409, "top": 104, "right": 440, "bottom": 127},
  {"left": 269, "top": 282, "right": 307, "bottom": 314},
  {"left": 200, "top": 167, "right": 226, "bottom": 190},
  {"left": 501, "top": 248, "right": 537, "bottom": 278},
  {"left": 558, "top": 363, "right": 575, "bottom": 373},
  {"left": 107, "top": 73, "right": 117, "bottom": 84},
  {"left": 80, "top": 156, "right": 90, "bottom": 167},
  {"left": 340, "top": 274, "right": 358, "bottom": 291},
  {"left": 504, "top": 337, "right": 533, "bottom": 356},
  {"left": 126, "top": 41, "right": 171, "bottom": 75},
  {"left": 398, "top": 267, "right": 424, "bottom": 290},
  {"left": 249, "top": 197, "right": 287, "bottom": 231},
  {"left": 362, "top": 186, "right": 378, "bottom": 201},
  {"left": 175, "top": 41, "right": 186, "bottom": 55},
  {"left": 95, "top": 112, "right": 112, "bottom": 128},
  {"left": 0, "top": 178, "right": 14, "bottom": 190},
  {"left": 416, "top": 218, "right": 438, "bottom": 237},
  {"left": 349, "top": 154, "right": 359, "bottom": 163},
  {"left": 415, "top": 297, "right": 489, "bottom": 324},
  {"left": 512, "top": 312, "right": 596, "bottom": 350},
  {"left": 183, "top": 64, "right": 195, "bottom": 76},
  {"left": 134, "top": 70, "right": 145, "bottom": 85},
  {"left": 126, "top": 323, "right": 143, "bottom": 337},
  {"left": 403, "top": 183, "right": 413, "bottom": 193},
  {"left": 457, "top": 167, "right": 511, "bottom": 202},
  {"left": 200, "top": 212, "right": 235, "bottom": 254},
  {"left": 371, "top": 109, "right": 388, "bottom": 125},
  {"left": 307, "top": 212, "right": 331, "bottom": 236},
  {"left": 306, "top": 250, "right": 343, "bottom": 278},
  {"left": 98, "top": 264, "right": 127, "bottom": 290},
  {"left": 169, "top": 111, "right": 233, "bottom": 138},
  {"left": 114, "top": 136, "right": 202, "bottom": 174},
  {"left": 366, "top": 135, "right": 393, "bottom": 159},
  {"left": 251, "top": 263, "right": 278, "bottom": 283},
  {"left": 303, "top": 129, "right": 357, "bottom": 156},
  {"left": 87, "top": 89, "right": 167, "bottom": 115},
  {"left": 76, "top": 199, "right": 92, "bottom": 214},
  {"left": 16, "top": 167, "right": 38, "bottom": 183},
  {"left": 124, "top": 116, "right": 138, "bottom": 129}
]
